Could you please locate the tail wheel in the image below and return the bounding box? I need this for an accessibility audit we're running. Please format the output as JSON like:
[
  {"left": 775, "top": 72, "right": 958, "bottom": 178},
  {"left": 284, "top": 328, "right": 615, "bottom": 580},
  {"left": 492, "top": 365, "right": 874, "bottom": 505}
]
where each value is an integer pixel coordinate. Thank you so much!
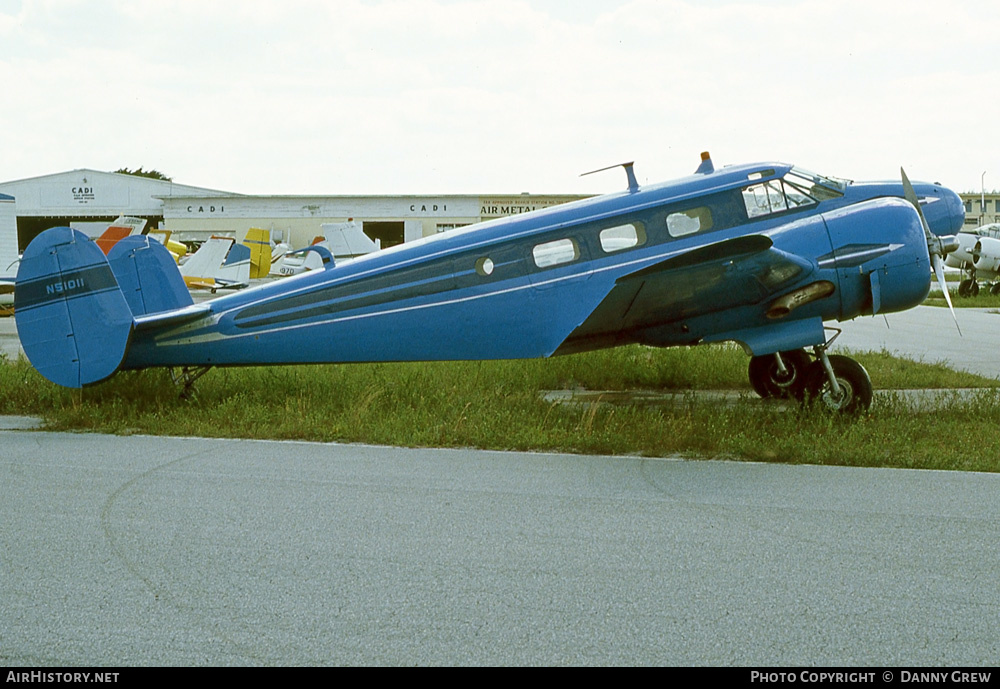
[
  {"left": 802, "top": 355, "right": 873, "bottom": 415},
  {"left": 748, "top": 349, "right": 811, "bottom": 400}
]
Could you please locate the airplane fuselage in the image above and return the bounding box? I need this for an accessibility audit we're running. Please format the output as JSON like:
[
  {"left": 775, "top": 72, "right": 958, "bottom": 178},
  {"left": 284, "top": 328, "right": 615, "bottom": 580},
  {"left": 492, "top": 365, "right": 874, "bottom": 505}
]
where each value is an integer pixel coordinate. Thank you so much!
[{"left": 120, "top": 161, "right": 964, "bottom": 370}]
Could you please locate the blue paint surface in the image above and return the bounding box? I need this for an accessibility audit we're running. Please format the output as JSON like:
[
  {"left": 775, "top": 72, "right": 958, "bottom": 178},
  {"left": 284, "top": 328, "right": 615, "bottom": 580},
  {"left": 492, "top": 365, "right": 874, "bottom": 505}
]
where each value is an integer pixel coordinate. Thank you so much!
[{"left": 13, "top": 157, "right": 964, "bottom": 388}]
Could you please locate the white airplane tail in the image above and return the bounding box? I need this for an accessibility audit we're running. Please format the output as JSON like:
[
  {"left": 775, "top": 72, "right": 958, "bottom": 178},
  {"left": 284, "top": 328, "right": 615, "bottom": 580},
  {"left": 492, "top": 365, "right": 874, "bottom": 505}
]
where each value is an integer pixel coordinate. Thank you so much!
[
  {"left": 94, "top": 215, "right": 147, "bottom": 255},
  {"left": 179, "top": 236, "right": 235, "bottom": 287},
  {"left": 0, "top": 194, "right": 17, "bottom": 305},
  {"left": 1, "top": 194, "right": 18, "bottom": 281},
  {"left": 320, "top": 220, "right": 380, "bottom": 259}
]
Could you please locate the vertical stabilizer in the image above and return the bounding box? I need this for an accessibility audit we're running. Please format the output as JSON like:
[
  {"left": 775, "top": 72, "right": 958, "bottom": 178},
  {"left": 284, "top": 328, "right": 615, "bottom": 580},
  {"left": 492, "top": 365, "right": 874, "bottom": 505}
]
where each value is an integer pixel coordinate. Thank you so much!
[
  {"left": 93, "top": 215, "right": 147, "bottom": 255},
  {"left": 108, "top": 235, "right": 194, "bottom": 317},
  {"left": 14, "top": 228, "right": 133, "bottom": 387},
  {"left": 1, "top": 194, "right": 17, "bottom": 279},
  {"left": 217, "top": 243, "right": 251, "bottom": 285},
  {"left": 244, "top": 228, "right": 272, "bottom": 279},
  {"left": 320, "top": 220, "right": 380, "bottom": 260},
  {"left": 180, "top": 236, "right": 234, "bottom": 283}
]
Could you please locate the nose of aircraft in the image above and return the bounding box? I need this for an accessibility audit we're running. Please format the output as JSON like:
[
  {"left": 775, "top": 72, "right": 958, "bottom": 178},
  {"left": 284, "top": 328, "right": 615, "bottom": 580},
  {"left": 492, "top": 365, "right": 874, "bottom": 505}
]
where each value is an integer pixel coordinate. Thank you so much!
[
  {"left": 946, "top": 187, "right": 967, "bottom": 235},
  {"left": 918, "top": 183, "right": 966, "bottom": 237}
]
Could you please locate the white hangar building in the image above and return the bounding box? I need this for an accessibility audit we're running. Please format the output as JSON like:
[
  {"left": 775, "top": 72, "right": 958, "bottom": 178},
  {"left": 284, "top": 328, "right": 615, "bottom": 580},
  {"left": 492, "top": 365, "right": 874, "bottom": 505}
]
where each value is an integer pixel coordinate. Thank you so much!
[
  {"left": 0, "top": 169, "right": 233, "bottom": 250},
  {"left": 158, "top": 192, "right": 585, "bottom": 249},
  {"left": 0, "top": 168, "right": 588, "bottom": 252}
]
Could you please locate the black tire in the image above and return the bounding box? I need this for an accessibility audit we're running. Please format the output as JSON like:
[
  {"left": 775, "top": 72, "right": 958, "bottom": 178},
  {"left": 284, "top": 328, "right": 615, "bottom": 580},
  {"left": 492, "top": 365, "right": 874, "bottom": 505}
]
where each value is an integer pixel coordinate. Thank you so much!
[
  {"left": 802, "top": 355, "right": 873, "bottom": 414},
  {"left": 748, "top": 349, "right": 811, "bottom": 400},
  {"left": 990, "top": 283, "right": 1000, "bottom": 296},
  {"left": 958, "top": 279, "right": 974, "bottom": 297}
]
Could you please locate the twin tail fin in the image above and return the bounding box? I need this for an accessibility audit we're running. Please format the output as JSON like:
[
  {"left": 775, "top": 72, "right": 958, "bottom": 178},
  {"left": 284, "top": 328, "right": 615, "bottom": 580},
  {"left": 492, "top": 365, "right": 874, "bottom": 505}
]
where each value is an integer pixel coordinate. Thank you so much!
[{"left": 14, "top": 227, "right": 194, "bottom": 387}]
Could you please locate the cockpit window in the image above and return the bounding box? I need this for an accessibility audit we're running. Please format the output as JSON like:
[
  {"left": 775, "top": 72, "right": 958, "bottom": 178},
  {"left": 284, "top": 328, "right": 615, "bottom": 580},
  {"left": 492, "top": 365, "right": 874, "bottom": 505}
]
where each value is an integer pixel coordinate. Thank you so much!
[
  {"left": 742, "top": 174, "right": 827, "bottom": 219},
  {"left": 787, "top": 167, "right": 847, "bottom": 200}
]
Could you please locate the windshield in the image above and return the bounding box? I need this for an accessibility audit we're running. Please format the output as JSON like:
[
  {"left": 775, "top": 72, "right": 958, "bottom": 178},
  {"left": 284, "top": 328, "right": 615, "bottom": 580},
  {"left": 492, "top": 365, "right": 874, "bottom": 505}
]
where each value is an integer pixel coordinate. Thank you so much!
[{"left": 787, "top": 166, "right": 848, "bottom": 200}]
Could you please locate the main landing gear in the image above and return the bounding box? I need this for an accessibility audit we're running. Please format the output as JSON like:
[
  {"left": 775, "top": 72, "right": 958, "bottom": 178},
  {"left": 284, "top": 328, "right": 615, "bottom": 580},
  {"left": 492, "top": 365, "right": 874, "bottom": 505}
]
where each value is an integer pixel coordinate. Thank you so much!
[
  {"left": 958, "top": 278, "right": 979, "bottom": 297},
  {"left": 957, "top": 267, "right": 1000, "bottom": 297},
  {"left": 170, "top": 366, "right": 212, "bottom": 400},
  {"left": 747, "top": 330, "right": 873, "bottom": 414}
]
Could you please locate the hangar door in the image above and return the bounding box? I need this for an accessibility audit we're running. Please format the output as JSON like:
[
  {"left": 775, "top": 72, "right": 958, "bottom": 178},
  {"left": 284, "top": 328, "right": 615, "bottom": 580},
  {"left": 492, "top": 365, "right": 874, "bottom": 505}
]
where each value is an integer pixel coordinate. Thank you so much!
[{"left": 363, "top": 221, "right": 404, "bottom": 249}]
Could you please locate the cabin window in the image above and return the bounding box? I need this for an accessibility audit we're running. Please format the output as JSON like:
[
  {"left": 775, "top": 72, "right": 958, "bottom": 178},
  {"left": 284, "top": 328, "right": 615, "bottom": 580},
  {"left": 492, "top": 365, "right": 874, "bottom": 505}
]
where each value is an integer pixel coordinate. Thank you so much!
[
  {"left": 599, "top": 223, "right": 646, "bottom": 253},
  {"left": 666, "top": 207, "right": 713, "bottom": 237},
  {"left": 475, "top": 257, "right": 495, "bottom": 276},
  {"left": 532, "top": 238, "right": 579, "bottom": 268}
]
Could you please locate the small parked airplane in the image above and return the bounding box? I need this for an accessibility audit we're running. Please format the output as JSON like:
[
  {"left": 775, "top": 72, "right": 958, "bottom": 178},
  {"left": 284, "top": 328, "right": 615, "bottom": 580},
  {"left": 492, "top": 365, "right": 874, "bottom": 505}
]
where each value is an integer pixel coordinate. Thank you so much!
[
  {"left": 0, "top": 193, "right": 17, "bottom": 308},
  {"left": 270, "top": 220, "right": 380, "bottom": 277},
  {"left": 13, "top": 153, "right": 965, "bottom": 413},
  {"left": 93, "top": 215, "right": 147, "bottom": 255},
  {"left": 944, "top": 222, "right": 1000, "bottom": 296},
  {"left": 175, "top": 229, "right": 271, "bottom": 291}
]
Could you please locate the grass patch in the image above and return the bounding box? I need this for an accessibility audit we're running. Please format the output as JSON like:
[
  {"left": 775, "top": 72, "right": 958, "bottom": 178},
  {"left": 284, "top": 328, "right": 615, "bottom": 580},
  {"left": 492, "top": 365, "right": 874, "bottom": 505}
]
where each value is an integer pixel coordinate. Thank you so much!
[
  {"left": 925, "top": 289, "right": 1000, "bottom": 308},
  {"left": 2, "top": 345, "right": 999, "bottom": 472}
]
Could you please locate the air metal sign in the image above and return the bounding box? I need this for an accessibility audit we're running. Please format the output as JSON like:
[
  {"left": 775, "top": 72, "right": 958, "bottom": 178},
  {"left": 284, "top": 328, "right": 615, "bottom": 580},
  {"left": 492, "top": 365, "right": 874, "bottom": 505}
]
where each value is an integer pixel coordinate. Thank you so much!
[{"left": 480, "top": 196, "right": 579, "bottom": 218}]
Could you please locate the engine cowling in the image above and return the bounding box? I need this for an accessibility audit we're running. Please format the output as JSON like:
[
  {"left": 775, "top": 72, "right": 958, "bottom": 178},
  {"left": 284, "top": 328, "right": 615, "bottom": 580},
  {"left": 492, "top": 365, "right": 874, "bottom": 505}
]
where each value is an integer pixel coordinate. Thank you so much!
[
  {"left": 973, "top": 237, "right": 1000, "bottom": 277},
  {"left": 945, "top": 232, "right": 980, "bottom": 268}
]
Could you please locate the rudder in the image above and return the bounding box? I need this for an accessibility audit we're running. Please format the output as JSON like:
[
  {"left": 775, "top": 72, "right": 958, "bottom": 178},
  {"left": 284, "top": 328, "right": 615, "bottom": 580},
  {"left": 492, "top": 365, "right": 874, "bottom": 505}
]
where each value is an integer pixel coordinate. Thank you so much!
[
  {"left": 14, "top": 227, "right": 133, "bottom": 387},
  {"left": 244, "top": 227, "right": 271, "bottom": 279},
  {"left": 108, "top": 235, "right": 193, "bottom": 317}
]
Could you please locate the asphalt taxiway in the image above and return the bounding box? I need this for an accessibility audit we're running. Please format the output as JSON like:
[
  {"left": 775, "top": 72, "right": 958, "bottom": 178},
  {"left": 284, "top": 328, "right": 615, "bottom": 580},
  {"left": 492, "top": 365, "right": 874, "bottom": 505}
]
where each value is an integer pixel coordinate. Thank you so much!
[
  {"left": 835, "top": 305, "right": 1000, "bottom": 379},
  {"left": 3, "top": 431, "right": 999, "bottom": 666}
]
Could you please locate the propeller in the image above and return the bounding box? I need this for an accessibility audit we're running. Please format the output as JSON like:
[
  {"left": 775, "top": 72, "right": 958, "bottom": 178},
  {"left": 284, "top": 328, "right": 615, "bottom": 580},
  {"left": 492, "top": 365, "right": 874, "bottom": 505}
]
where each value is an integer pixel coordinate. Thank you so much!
[{"left": 901, "top": 168, "right": 962, "bottom": 336}]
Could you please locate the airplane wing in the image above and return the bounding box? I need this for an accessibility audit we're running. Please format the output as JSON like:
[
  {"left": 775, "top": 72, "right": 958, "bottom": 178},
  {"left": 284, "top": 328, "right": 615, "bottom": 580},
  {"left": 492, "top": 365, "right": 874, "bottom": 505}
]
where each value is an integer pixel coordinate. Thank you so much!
[{"left": 558, "top": 234, "right": 814, "bottom": 352}]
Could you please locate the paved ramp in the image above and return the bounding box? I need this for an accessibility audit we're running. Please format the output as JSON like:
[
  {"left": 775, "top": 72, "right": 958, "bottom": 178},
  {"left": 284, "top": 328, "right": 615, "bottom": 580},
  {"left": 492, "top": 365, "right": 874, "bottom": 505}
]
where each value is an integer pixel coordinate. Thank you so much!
[{"left": 834, "top": 306, "right": 1000, "bottom": 380}]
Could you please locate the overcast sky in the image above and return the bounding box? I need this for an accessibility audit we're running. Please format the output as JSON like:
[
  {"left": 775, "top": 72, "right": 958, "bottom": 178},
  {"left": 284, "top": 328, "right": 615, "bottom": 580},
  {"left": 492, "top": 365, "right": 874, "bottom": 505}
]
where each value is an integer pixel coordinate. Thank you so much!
[{"left": 1, "top": 0, "right": 997, "bottom": 197}]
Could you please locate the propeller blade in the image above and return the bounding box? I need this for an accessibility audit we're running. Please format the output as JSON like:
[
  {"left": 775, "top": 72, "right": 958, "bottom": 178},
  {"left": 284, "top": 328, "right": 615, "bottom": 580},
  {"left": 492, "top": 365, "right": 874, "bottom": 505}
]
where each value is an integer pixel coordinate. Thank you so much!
[
  {"left": 903, "top": 168, "right": 962, "bottom": 336},
  {"left": 932, "top": 253, "right": 962, "bottom": 337},
  {"left": 900, "top": 167, "right": 933, "bottom": 240}
]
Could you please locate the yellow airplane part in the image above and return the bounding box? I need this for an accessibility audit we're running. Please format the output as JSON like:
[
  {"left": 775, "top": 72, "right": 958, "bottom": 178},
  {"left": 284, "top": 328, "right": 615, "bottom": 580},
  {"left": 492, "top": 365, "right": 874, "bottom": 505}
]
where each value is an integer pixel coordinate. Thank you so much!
[
  {"left": 244, "top": 228, "right": 272, "bottom": 279},
  {"left": 148, "top": 230, "right": 189, "bottom": 263},
  {"left": 183, "top": 276, "right": 216, "bottom": 289}
]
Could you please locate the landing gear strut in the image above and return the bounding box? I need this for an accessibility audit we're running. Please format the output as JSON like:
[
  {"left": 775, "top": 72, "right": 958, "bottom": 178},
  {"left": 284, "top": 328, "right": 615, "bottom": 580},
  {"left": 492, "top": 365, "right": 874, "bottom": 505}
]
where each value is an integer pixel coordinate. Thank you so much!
[
  {"left": 801, "top": 330, "right": 872, "bottom": 414},
  {"left": 747, "top": 330, "right": 873, "bottom": 414},
  {"left": 170, "top": 366, "right": 212, "bottom": 400}
]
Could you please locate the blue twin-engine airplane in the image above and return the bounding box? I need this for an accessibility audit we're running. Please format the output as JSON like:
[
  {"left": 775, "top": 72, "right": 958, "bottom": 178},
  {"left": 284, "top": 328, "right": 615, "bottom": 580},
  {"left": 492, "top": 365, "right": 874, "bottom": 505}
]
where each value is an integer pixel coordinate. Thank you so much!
[{"left": 14, "top": 153, "right": 965, "bottom": 413}]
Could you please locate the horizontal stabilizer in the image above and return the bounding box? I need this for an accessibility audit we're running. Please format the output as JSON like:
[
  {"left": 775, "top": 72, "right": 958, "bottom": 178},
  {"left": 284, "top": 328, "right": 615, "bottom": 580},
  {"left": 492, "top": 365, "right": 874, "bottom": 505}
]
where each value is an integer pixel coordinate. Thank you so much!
[{"left": 133, "top": 303, "right": 211, "bottom": 331}]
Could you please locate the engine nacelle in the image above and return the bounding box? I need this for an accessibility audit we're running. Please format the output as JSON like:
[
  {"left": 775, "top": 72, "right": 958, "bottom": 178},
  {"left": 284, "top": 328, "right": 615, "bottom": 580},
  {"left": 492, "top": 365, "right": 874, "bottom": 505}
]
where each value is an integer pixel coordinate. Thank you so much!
[
  {"left": 945, "top": 232, "right": 980, "bottom": 268},
  {"left": 973, "top": 237, "right": 1000, "bottom": 277}
]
